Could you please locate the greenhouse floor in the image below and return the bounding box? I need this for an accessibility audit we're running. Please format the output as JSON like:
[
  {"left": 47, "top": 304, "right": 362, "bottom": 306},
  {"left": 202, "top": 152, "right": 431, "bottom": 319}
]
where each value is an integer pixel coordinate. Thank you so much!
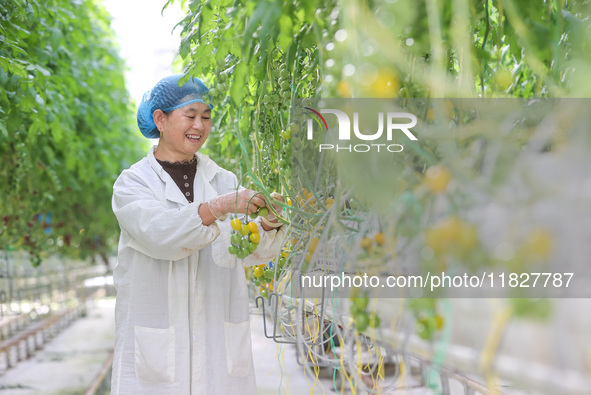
[
  {"left": 0, "top": 298, "right": 115, "bottom": 395},
  {"left": 0, "top": 296, "right": 432, "bottom": 395},
  {"left": 251, "top": 305, "right": 429, "bottom": 395}
]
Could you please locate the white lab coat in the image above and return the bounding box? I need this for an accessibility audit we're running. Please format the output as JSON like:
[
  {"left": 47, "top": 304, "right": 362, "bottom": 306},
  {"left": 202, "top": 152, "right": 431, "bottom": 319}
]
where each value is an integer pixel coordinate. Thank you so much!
[{"left": 110, "top": 146, "right": 286, "bottom": 394}]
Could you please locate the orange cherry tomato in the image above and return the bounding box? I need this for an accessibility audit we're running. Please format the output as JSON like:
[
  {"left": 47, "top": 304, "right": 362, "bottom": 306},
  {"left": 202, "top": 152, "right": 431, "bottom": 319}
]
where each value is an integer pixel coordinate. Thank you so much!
[
  {"left": 247, "top": 222, "right": 258, "bottom": 234},
  {"left": 374, "top": 232, "right": 385, "bottom": 246},
  {"left": 360, "top": 237, "right": 373, "bottom": 251}
]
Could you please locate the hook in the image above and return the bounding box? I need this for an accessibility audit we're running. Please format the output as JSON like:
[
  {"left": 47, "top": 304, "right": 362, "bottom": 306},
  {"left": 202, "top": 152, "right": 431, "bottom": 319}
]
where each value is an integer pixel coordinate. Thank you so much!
[{"left": 255, "top": 293, "right": 296, "bottom": 344}]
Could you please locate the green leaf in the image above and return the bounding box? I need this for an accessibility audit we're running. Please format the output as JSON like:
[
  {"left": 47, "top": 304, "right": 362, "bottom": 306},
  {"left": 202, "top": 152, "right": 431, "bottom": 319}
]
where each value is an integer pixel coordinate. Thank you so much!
[
  {"left": 0, "top": 56, "right": 28, "bottom": 77},
  {"left": 180, "top": 36, "right": 192, "bottom": 59},
  {"left": 0, "top": 119, "right": 7, "bottom": 137},
  {"left": 229, "top": 61, "right": 248, "bottom": 105},
  {"left": 179, "top": 73, "right": 191, "bottom": 86},
  {"left": 49, "top": 119, "right": 63, "bottom": 142},
  {"left": 278, "top": 14, "right": 294, "bottom": 52},
  {"left": 35, "top": 94, "right": 45, "bottom": 106}
]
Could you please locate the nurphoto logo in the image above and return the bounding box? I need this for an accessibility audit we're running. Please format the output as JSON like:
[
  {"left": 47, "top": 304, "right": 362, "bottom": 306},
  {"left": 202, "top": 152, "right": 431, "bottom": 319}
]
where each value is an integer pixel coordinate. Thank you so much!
[{"left": 304, "top": 106, "right": 418, "bottom": 153}]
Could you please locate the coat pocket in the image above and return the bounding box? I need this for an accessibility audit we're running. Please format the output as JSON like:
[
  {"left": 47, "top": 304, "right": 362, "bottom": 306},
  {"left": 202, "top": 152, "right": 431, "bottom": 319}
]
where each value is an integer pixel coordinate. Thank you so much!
[
  {"left": 134, "top": 326, "right": 175, "bottom": 383},
  {"left": 223, "top": 321, "right": 252, "bottom": 377}
]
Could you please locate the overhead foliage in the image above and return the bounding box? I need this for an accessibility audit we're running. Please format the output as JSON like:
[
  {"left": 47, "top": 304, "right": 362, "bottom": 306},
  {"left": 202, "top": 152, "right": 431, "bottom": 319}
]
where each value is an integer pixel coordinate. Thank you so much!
[
  {"left": 170, "top": 0, "right": 591, "bottom": 325},
  {"left": 167, "top": 0, "right": 340, "bottom": 192},
  {"left": 169, "top": 0, "right": 591, "bottom": 191}
]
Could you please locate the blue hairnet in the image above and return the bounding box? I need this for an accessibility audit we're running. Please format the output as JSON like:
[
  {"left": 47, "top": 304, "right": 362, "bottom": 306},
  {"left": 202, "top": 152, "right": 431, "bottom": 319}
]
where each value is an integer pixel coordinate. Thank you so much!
[{"left": 137, "top": 74, "right": 213, "bottom": 139}]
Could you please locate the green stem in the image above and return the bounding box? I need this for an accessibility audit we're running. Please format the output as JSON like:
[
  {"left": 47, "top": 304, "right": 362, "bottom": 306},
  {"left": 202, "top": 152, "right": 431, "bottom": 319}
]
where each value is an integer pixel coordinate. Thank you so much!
[{"left": 481, "top": 0, "right": 491, "bottom": 96}]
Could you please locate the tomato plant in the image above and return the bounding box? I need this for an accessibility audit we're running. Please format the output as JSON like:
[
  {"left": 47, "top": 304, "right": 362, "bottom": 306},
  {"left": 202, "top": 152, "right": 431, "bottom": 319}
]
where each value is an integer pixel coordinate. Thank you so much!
[
  {"left": 0, "top": 0, "right": 145, "bottom": 264},
  {"left": 167, "top": 0, "right": 591, "bottom": 335}
]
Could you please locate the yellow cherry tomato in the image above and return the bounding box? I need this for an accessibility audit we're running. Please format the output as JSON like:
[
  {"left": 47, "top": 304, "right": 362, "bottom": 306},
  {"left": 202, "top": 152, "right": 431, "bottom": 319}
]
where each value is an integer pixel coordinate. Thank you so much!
[
  {"left": 250, "top": 233, "right": 261, "bottom": 244},
  {"left": 308, "top": 237, "right": 319, "bottom": 254},
  {"left": 424, "top": 165, "right": 451, "bottom": 193},
  {"left": 364, "top": 69, "right": 399, "bottom": 98},
  {"left": 524, "top": 228, "right": 553, "bottom": 259},
  {"left": 457, "top": 222, "right": 478, "bottom": 251},
  {"left": 253, "top": 267, "right": 264, "bottom": 278},
  {"left": 337, "top": 80, "right": 352, "bottom": 97},
  {"left": 440, "top": 216, "right": 462, "bottom": 242},
  {"left": 426, "top": 108, "right": 435, "bottom": 122},
  {"left": 374, "top": 232, "right": 385, "bottom": 246},
  {"left": 426, "top": 102, "right": 454, "bottom": 122},
  {"left": 280, "top": 250, "right": 289, "bottom": 258},
  {"left": 360, "top": 237, "right": 373, "bottom": 251},
  {"left": 425, "top": 227, "right": 447, "bottom": 255},
  {"left": 231, "top": 218, "right": 242, "bottom": 231},
  {"left": 247, "top": 222, "right": 258, "bottom": 234},
  {"left": 325, "top": 198, "right": 335, "bottom": 209},
  {"left": 435, "top": 314, "right": 445, "bottom": 330},
  {"left": 443, "top": 100, "right": 454, "bottom": 118}
]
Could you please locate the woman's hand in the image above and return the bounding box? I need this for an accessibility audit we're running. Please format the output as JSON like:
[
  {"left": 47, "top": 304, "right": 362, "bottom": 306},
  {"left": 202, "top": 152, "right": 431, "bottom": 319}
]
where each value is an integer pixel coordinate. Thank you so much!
[
  {"left": 263, "top": 192, "right": 284, "bottom": 219},
  {"left": 232, "top": 189, "right": 266, "bottom": 215},
  {"left": 208, "top": 189, "right": 266, "bottom": 219},
  {"left": 261, "top": 192, "right": 285, "bottom": 230}
]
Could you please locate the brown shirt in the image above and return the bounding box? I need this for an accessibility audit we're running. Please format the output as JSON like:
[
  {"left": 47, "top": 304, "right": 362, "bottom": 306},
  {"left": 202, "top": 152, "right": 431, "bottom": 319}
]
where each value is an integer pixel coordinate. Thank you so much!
[{"left": 156, "top": 157, "right": 198, "bottom": 203}]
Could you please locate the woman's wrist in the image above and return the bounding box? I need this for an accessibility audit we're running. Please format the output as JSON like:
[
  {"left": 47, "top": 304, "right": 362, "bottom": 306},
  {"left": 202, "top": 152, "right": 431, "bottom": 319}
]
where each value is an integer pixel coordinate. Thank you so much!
[
  {"left": 198, "top": 202, "right": 227, "bottom": 225},
  {"left": 208, "top": 194, "right": 229, "bottom": 219}
]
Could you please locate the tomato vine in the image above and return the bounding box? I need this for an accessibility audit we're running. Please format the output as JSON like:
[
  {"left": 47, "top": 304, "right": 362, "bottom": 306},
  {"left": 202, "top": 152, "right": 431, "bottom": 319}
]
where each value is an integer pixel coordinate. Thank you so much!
[
  {"left": 0, "top": 0, "right": 145, "bottom": 265},
  {"left": 171, "top": 0, "right": 591, "bottom": 326}
]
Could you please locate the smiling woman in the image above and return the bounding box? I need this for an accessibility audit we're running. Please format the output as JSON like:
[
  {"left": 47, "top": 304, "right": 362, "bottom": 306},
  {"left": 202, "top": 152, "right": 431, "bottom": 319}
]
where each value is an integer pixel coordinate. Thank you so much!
[
  {"left": 153, "top": 103, "right": 212, "bottom": 162},
  {"left": 110, "top": 74, "right": 287, "bottom": 394}
]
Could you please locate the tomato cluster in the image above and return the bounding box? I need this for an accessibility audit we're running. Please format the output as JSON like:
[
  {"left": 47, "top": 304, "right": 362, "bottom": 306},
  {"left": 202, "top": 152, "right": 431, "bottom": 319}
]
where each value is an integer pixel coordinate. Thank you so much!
[
  {"left": 424, "top": 216, "right": 478, "bottom": 259},
  {"left": 349, "top": 291, "right": 381, "bottom": 332},
  {"left": 229, "top": 218, "right": 261, "bottom": 259},
  {"left": 251, "top": 245, "right": 291, "bottom": 298},
  {"left": 295, "top": 189, "right": 337, "bottom": 216},
  {"left": 408, "top": 299, "right": 445, "bottom": 341},
  {"left": 252, "top": 264, "right": 274, "bottom": 298},
  {"left": 249, "top": 207, "right": 268, "bottom": 219},
  {"left": 208, "top": 71, "right": 230, "bottom": 102},
  {"left": 262, "top": 63, "right": 291, "bottom": 109},
  {"left": 356, "top": 232, "right": 390, "bottom": 264}
]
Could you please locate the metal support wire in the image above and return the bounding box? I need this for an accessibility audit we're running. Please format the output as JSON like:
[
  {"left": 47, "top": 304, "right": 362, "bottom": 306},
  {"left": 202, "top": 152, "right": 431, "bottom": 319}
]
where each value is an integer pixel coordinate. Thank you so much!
[
  {"left": 441, "top": 371, "right": 451, "bottom": 394},
  {"left": 255, "top": 275, "right": 333, "bottom": 347},
  {"left": 408, "top": 351, "right": 492, "bottom": 395},
  {"left": 255, "top": 293, "right": 296, "bottom": 344},
  {"left": 254, "top": 292, "right": 495, "bottom": 395},
  {"left": 337, "top": 330, "right": 402, "bottom": 394},
  {"left": 294, "top": 320, "right": 343, "bottom": 368}
]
